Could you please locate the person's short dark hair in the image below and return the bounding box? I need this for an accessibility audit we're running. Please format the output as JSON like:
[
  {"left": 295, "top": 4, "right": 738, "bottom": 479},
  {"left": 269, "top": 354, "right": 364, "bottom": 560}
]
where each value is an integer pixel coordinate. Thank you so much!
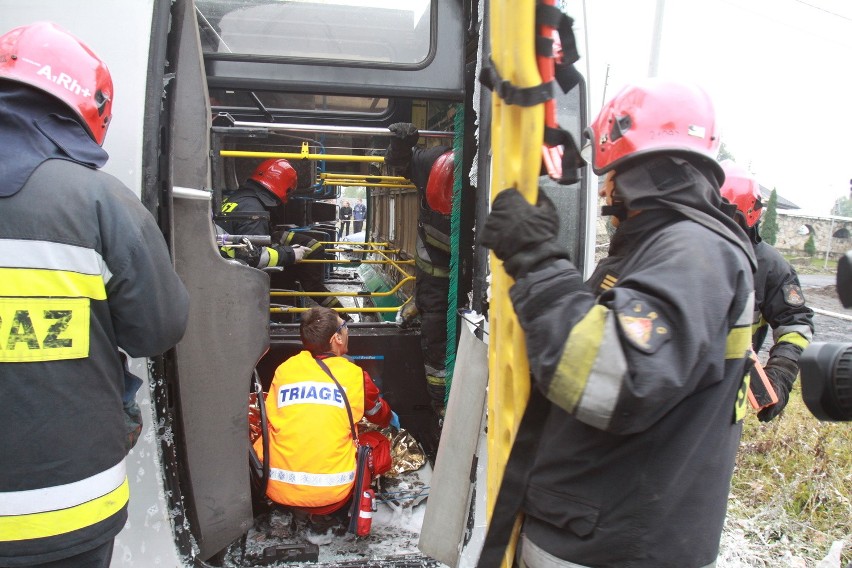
[{"left": 300, "top": 307, "right": 340, "bottom": 354}]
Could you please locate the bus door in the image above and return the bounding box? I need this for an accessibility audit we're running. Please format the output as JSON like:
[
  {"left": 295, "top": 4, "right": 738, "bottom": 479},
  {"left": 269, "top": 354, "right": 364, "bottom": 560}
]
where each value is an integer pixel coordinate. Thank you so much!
[{"left": 166, "top": 0, "right": 469, "bottom": 563}]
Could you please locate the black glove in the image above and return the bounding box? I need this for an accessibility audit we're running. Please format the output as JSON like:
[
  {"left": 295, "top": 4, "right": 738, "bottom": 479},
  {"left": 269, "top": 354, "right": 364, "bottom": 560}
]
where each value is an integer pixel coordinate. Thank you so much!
[
  {"left": 396, "top": 302, "right": 420, "bottom": 329},
  {"left": 389, "top": 122, "right": 420, "bottom": 146},
  {"left": 385, "top": 123, "right": 419, "bottom": 168},
  {"left": 480, "top": 188, "right": 569, "bottom": 279},
  {"left": 232, "top": 239, "right": 262, "bottom": 267},
  {"left": 124, "top": 401, "right": 143, "bottom": 452},
  {"left": 757, "top": 356, "right": 799, "bottom": 422}
]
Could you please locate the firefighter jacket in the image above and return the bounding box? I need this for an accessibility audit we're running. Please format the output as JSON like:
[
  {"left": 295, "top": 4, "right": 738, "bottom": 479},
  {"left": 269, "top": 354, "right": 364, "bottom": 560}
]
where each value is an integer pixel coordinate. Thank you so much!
[
  {"left": 411, "top": 146, "right": 452, "bottom": 279},
  {"left": 751, "top": 240, "right": 814, "bottom": 363},
  {"left": 218, "top": 182, "right": 297, "bottom": 267},
  {"left": 218, "top": 180, "right": 281, "bottom": 236},
  {"left": 0, "top": 101, "right": 189, "bottom": 563},
  {"left": 508, "top": 157, "right": 756, "bottom": 567},
  {"left": 409, "top": 147, "right": 452, "bottom": 374},
  {"left": 255, "top": 351, "right": 391, "bottom": 508}
]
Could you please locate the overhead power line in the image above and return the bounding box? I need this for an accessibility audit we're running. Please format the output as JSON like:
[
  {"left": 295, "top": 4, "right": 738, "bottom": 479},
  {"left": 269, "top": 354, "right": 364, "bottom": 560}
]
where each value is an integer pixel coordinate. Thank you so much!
[{"left": 789, "top": 0, "right": 852, "bottom": 22}]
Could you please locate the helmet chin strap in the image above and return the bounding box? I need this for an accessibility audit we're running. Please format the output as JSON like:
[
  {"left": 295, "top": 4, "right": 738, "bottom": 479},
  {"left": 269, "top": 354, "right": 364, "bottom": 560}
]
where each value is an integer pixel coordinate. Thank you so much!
[{"left": 601, "top": 202, "right": 628, "bottom": 222}]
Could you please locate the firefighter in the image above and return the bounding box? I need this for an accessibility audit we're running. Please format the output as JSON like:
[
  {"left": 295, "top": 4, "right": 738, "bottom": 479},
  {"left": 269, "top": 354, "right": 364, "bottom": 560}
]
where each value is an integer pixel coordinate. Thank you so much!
[
  {"left": 386, "top": 123, "right": 454, "bottom": 417},
  {"left": 0, "top": 22, "right": 189, "bottom": 567},
  {"left": 478, "top": 79, "right": 757, "bottom": 567},
  {"left": 254, "top": 307, "right": 398, "bottom": 529},
  {"left": 217, "top": 158, "right": 307, "bottom": 269},
  {"left": 719, "top": 159, "right": 814, "bottom": 422},
  {"left": 218, "top": 159, "right": 350, "bottom": 318}
]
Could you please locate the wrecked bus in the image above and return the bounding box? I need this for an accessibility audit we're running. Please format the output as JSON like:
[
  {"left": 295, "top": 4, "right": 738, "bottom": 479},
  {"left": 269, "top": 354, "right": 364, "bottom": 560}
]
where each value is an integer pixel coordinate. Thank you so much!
[{"left": 0, "top": 0, "right": 594, "bottom": 566}]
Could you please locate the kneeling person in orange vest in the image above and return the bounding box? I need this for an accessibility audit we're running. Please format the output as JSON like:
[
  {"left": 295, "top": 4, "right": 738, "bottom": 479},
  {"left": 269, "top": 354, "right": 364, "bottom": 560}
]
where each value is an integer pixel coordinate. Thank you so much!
[{"left": 254, "top": 306, "right": 397, "bottom": 527}]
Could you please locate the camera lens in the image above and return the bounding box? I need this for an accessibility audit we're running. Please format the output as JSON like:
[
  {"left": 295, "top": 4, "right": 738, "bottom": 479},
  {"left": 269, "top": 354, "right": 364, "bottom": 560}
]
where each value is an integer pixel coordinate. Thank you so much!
[{"left": 800, "top": 342, "right": 852, "bottom": 422}]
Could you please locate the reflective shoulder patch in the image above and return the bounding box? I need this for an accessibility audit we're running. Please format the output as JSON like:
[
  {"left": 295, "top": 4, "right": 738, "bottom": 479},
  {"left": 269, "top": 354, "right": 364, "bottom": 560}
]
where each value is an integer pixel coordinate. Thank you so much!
[
  {"left": 782, "top": 284, "right": 805, "bottom": 307},
  {"left": 615, "top": 297, "right": 671, "bottom": 354}
]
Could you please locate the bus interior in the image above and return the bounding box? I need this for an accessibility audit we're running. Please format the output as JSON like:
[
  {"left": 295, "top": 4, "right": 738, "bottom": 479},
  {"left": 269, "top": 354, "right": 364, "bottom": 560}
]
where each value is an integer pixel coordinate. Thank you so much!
[{"left": 167, "top": 0, "right": 592, "bottom": 565}]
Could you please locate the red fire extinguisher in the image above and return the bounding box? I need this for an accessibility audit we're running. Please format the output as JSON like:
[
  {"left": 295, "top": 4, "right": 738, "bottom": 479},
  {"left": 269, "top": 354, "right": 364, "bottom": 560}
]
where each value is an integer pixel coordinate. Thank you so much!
[{"left": 355, "top": 489, "right": 375, "bottom": 536}]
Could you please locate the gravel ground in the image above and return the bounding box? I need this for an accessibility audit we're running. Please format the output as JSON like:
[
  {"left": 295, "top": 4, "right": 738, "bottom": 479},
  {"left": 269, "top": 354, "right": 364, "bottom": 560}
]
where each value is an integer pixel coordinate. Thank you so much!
[
  {"left": 721, "top": 281, "right": 851, "bottom": 568},
  {"left": 801, "top": 284, "right": 852, "bottom": 344}
]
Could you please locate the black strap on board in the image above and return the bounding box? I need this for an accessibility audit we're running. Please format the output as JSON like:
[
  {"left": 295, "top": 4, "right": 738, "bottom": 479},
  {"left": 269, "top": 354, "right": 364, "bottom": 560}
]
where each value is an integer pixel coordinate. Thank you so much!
[
  {"left": 476, "top": 386, "right": 550, "bottom": 567},
  {"left": 314, "top": 357, "right": 367, "bottom": 534},
  {"left": 315, "top": 357, "right": 358, "bottom": 442}
]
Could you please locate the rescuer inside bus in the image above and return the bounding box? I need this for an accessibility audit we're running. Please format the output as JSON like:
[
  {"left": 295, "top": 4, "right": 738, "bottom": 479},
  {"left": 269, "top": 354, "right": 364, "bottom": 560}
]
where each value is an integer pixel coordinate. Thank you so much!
[
  {"left": 719, "top": 159, "right": 814, "bottom": 422},
  {"left": 217, "top": 158, "right": 306, "bottom": 269},
  {"left": 217, "top": 158, "right": 351, "bottom": 318},
  {"left": 0, "top": 22, "right": 189, "bottom": 567},
  {"left": 253, "top": 307, "right": 398, "bottom": 530},
  {"left": 385, "top": 123, "right": 454, "bottom": 418},
  {"left": 478, "top": 79, "right": 757, "bottom": 568}
]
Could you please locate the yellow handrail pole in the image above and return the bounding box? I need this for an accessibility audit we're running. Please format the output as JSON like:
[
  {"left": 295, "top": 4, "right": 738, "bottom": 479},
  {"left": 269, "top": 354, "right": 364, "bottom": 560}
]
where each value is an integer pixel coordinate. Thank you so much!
[
  {"left": 318, "top": 241, "right": 390, "bottom": 247},
  {"left": 270, "top": 306, "right": 403, "bottom": 314},
  {"left": 323, "top": 182, "right": 417, "bottom": 189},
  {"left": 320, "top": 173, "right": 410, "bottom": 182},
  {"left": 270, "top": 276, "right": 415, "bottom": 298},
  {"left": 488, "top": 1, "right": 544, "bottom": 566},
  {"left": 325, "top": 248, "right": 401, "bottom": 254},
  {"left": 371, "top": 247, "right": 414, "bottom": 279},
  {"left": 296, "top": 259, "right": 414, "bottom": 265},
  {"left": 220, "top": 150, "right": 382, "bottom": 163}
]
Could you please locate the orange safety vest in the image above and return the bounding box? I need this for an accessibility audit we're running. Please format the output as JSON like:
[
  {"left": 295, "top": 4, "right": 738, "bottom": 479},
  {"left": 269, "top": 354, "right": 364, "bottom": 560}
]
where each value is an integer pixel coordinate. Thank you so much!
[{"left": 255, "top": 351, "right": 366, "bottom": 508}]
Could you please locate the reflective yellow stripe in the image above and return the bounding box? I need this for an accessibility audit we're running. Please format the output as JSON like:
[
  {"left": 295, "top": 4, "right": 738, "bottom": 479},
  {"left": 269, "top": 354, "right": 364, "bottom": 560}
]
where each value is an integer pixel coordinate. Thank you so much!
[
  {"left": 726, "top": 326, "right": 752, "bottom": 359},
  {"left": 0, "top": 478, "right": 129, "bottom": 541},
  {"left": 551, "top": 305, "right": 609, "bottom": 412},
  {"left": 268, "top": 247, "right": 280, "bottom": 267},
  {"left": 423, "top": 231, "right": 451, "bottom": 253},
  {"left": 734, "top": 372, "right": 750, "bottom": 422},
  {"left": 0, "top": 298, "right": 90, "bottom": 362},
  {"left": 0, "top": 268, "right": 107, "bottom": 300},
  {"left": 415, "top": 255, "right": 450, "bottom": 278},
  {"left": 776, "top": 332, "right": 810, "bottom": 350}
]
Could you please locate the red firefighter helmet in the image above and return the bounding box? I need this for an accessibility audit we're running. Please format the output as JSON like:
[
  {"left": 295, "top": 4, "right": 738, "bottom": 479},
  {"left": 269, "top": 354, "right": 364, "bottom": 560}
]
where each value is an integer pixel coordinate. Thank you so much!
[
  {"left": 0, "top": 22, "right": 113, "bottom": 145},
  {"left": 584, "top": 78, "right": 723, "bottom": 183},
  {"left": 425, "top": 151, "right": 454, "bottom": 215},
  {"left": 250, "top": 159, "right": 298, "bottom": 203},
  {"left": 719, "top": 159, "right": 763, "bottom": 227}
]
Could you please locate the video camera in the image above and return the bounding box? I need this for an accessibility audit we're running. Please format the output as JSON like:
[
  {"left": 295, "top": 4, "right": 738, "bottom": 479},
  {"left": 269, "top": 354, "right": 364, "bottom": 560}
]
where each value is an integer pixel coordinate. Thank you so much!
[{"left": 799, "top": 250, "right": 852, "bottom": 421}]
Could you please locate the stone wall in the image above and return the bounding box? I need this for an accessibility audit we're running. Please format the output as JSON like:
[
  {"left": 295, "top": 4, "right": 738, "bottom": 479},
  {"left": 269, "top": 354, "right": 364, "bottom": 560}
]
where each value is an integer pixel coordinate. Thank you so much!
[
  {"left": 593, "top": 207, "right": 852, "bottom": 263},
  {"left": 774, "top": 212, "right": 852, "bottom": 260}
]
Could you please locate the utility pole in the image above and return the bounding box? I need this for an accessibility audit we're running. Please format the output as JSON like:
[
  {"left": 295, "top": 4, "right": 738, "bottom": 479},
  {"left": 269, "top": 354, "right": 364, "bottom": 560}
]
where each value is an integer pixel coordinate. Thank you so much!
[
  {"left": 602, "top": 63, "right": 610, "bottom": 107},
  {"left": 824, "top": 203, "right": 837, "bottom": 270},
  {"left": 823, "top": 217, "right": 835, "bottom": 270},
  {"left": 649, "top": 0, "right": 666, "bottom": 77}
]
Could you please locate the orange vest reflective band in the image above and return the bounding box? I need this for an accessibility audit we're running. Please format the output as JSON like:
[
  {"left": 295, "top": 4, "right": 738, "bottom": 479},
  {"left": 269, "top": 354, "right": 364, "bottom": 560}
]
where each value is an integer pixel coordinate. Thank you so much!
[{"left": 256, "top": 351, "right": 366, "bottom": 508}]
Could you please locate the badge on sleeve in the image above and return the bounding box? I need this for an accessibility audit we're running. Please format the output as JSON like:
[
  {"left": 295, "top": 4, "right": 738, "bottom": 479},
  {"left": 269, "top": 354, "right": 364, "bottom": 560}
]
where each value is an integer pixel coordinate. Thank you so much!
[
  {"left": 782, "top": 284, "right": 805, "bottom": 307},
  {"left": 616, "top": 299, "right": 671, "bottom": 354}
]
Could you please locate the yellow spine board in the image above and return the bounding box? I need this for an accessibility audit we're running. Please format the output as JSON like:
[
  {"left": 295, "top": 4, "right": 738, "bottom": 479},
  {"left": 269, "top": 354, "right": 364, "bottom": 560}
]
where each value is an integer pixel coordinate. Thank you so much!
[{"left": 487, "top": 1, "right": 544, "bottom": 566}]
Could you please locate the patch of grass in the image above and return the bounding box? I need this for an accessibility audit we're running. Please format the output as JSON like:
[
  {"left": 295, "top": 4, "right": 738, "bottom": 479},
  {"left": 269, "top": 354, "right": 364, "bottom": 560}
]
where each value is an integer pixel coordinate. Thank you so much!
[
  {"left": 783, "top": 254, "right": 838, "bottom": 274},
  {"left": 723, "top": 383, "right": 852, "bottom": 566}
]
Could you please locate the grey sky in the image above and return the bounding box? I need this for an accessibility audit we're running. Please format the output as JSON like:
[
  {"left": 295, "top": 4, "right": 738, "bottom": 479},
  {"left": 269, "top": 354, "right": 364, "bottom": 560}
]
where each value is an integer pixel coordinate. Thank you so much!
[{"left": 576, "top": 0, "right": 852, "bottom": 215}]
